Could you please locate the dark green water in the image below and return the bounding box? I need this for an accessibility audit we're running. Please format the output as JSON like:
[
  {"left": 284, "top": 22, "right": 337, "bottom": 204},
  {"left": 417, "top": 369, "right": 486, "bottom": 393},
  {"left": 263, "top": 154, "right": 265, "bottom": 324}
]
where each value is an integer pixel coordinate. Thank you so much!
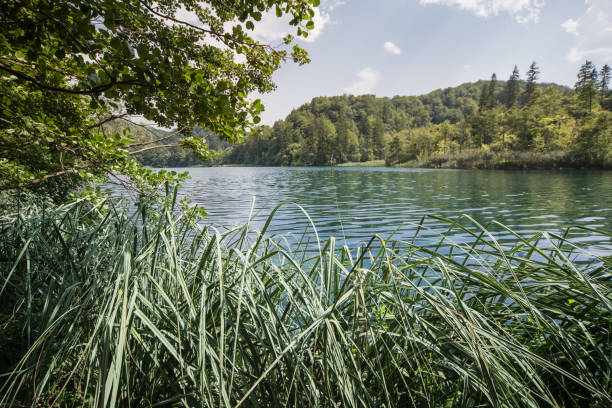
[{"left": 175, "top": 167, "right": 612, "bottom": 252}]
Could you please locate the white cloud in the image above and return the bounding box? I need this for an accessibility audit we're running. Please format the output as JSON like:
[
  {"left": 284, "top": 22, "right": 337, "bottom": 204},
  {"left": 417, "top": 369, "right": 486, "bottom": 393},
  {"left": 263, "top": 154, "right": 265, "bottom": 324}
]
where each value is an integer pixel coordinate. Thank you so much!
[
  {"left": 159, "top": 1, "right": 344, "bottom": 45},
  {"left": 252, "top": 0, "right": 342, "bottom": 43},
  {"left": 384, "top": 41, "right": 402, "bottom": 55},
  {"left": 419, "top": 0, "right": 545, "bottom": 23},
  {"left": 563, "top": 0, "right": 612, "bottom": 63},
  {"left": 567, "top": 47, "right": 612, "bottom": 63},
  {"left": 303, "top": 8, "right": 331, "bottom": 43},
  {"left": 251, "top": 13, "right": 294, "bottom": 43},
  {"left": 328, "top": 0, "right": 346, "bottom": 11},
  {"left": 561, "top": 18, "right": 579, "bottom": 35},
  {"left": 343, "top": 67, "right": 381, "bottom": 95},
  {"left": 463, "top": 64, "right": 473, "bottom": 69}
]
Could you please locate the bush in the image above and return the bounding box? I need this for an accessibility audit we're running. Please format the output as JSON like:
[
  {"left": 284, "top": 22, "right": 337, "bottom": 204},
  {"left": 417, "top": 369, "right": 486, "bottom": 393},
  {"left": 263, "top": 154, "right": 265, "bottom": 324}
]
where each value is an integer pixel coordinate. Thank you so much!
[{"left": 398, "top": 149, "right": 603, "bottom": 170}]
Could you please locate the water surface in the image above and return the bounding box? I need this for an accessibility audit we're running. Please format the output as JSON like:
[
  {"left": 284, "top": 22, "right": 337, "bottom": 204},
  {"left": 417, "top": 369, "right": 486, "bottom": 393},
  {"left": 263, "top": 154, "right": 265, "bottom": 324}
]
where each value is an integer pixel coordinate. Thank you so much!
[{"left": 172, "top": 167, "right": 611, "bottom": 251}]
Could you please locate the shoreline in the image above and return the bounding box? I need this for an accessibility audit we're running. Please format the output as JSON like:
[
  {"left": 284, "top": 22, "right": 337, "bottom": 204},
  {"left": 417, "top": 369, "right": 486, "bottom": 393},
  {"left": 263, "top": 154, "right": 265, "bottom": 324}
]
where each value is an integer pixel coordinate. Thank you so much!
[{"left": 210, "top": 150, "right": 612, "bottom": 170}]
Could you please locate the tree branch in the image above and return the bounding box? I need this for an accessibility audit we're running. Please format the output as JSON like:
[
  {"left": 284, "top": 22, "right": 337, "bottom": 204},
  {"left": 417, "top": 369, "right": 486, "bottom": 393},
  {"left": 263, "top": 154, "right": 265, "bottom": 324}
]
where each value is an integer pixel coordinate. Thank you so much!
[
  {"left": 87, "top": 114, "right": 130, "bottom": 130},
  {"left": 129, "top": 143, "right": 180, "bottom": 155},
  {"left": 0, "top": 141, "right": 36, "bottom": 148},
  {"left": 138, "top": 0, "right": 276, "bottom": 52},
  {"left": 0, "top": 64, "right": 144, "bottom": 95},
  {"left": 0, "top": 56, "right": 88, "bottom": 81},
  {"left": 0, "top": 165, "right": 90, "bottom": 192},
  {"left": 126, "top": 127, "right": 186, "bottom": 148}
]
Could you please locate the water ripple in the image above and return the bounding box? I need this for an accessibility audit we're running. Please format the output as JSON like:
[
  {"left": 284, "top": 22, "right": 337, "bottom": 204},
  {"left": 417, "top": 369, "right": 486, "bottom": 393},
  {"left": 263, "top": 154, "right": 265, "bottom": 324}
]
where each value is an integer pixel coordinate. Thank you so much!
[{"left": 165, "top": 167, "right": 612, "bottom": 250}]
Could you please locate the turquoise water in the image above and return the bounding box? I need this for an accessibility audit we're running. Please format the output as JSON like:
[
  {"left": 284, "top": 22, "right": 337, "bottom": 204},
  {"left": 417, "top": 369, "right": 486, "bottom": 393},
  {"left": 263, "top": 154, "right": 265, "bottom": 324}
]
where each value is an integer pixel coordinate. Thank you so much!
[{"left": 171, "top": 167, "right": 612, "bottom": 252}]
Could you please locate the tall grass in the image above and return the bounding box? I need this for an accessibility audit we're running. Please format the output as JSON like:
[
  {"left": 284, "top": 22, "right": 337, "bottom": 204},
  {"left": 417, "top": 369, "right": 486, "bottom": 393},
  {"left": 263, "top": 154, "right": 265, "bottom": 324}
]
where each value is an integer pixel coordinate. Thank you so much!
[{"left": 1, "top": 196, "right": 611, "bottom": 407}]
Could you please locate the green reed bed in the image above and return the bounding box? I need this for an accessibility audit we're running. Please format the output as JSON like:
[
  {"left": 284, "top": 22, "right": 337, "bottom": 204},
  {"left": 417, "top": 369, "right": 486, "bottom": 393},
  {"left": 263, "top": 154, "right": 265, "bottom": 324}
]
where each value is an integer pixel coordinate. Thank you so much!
[{"left": 1, "top": 197, "right": 611, "bottom": 407}]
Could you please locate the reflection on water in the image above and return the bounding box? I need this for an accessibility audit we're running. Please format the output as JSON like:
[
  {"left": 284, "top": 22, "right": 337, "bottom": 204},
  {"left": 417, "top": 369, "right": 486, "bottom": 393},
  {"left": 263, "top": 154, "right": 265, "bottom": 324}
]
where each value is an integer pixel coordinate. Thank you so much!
[{"left": 165, "top": 167, "right": 611, "bottom": 251}]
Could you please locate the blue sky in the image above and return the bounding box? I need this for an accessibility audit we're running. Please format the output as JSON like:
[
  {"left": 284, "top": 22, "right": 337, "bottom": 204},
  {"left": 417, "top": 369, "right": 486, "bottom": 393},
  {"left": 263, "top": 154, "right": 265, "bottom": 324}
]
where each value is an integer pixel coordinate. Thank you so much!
[{"left": 253, "top": 0, "right": 612, "bottom": 124}]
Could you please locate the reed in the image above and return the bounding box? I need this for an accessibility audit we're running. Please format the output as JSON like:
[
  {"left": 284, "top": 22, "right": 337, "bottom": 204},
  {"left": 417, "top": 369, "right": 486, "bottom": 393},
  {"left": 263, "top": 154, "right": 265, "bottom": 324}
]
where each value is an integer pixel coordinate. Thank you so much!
[{"left": 1, "top": 196, "right": 611, "bottom": 407}]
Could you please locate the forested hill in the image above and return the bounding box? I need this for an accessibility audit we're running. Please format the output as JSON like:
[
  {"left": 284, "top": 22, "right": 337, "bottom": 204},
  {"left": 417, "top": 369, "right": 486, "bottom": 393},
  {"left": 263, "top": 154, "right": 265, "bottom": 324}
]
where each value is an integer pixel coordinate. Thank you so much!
[
  {"left": 223, "top": 62, "right": 612, "bottom": 169},
  {"left": 291, "top": 80, "right": 568, "bottom": 128}
]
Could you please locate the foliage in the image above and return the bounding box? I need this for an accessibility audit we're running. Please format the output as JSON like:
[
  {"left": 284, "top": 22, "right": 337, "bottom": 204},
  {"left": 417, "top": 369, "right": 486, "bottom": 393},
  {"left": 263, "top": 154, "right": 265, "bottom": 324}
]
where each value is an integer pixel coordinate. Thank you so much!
[
  {"left": 576, "top": 61, "right": 599, "bottom": 113},
  {"left": 481, "top": 73, "right": 498, "bottom": 111},
  {"left": 221, "top": 62, "right": 612, "bottom": 169},
  {"left": 0, "top": 0, "right": 319, "bottom": 194},
  {"left": 523, "top": 61, "right": 540, "bottom": 105},
  {"left": 503, "top": 65, "right": 520, "bottom": 109},
  {"left": 1, "top": 197, "right": 612, "bottom": 406},
  {"left": 105, "top": 120, "right": 231, "bottom": 168},
  {"left": 399, "top": 149, "right": 573, "bottom": 170},
  {"left": 599, "top": 64, "right": 610, "bottom": 104}
]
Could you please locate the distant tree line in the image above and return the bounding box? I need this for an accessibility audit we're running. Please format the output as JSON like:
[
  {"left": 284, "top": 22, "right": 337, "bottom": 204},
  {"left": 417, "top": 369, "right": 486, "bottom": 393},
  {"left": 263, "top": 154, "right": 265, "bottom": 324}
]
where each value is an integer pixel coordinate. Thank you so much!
[
  {"left": 105, "top": 122, "right": 231, "bottom": 167},
  {"left": 221, "top": 61, "right": 612, "bottom": 169}
]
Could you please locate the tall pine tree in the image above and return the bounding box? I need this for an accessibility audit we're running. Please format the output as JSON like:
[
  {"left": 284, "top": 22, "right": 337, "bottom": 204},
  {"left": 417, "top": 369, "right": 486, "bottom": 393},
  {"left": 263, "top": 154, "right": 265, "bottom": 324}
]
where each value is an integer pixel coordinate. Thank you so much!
[
  {"left": 479, "top": 82, "right": 489, "bottom": 112},
  {"left": 486, "top": 73, "right": 498, "bottom": 109},
  {"left": 503, "top": 66, "right": 520, "bottom": 109},
  {"left": 523, "top": 61, "right": 540, "bottom": 105},
  {"left": 479, "top": 74, "right": 498, "bottom": 111},
  {"left": 599, "top": 64, "right": 611, "bottom": 104},
  {"left": 576, "top": 60, "right": 598, "bottom": 112}
]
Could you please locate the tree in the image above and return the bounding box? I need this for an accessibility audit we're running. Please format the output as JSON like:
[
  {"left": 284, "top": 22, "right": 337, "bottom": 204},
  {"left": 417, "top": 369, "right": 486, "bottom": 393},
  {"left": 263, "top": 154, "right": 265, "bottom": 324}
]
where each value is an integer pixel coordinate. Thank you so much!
[
  {"left": 436, "top": 120, "right": 457, "bottom": 154},
  {"left": 477, "top": 74, "right": 498, "bottom": 112},
  {"left": 575, "top": 61, "right": 598, "bottom": 113},
  {"left": 523, "top": 62, "right": 540, "bottom": 105},
  {"left": 478, "top": 82, "right": 489, "bottom": 112},
  {"left": 503, "top": 66, "right": 520, "bottom": 109},
  {"left": 470, "top": 109, "right": 501, "bottom": 147},
  {"left": 372, "top": 116, "right": 386, "bottom": 159},
  {"left": 0, "top": 0, "right": 318, "bottom": 194},
  {"left": 221, "top": 81, "right": 596, "bottom": 168},
  {"left": 386, "top": 134, "right": 403, "bottom": 166},
  {"left": 573, "top": 111, "right": 612, "bottom": 164},
  {"left": 600, "top": 64, "right": 611, "bottom": 104},
  {"left": 335, "top": 116, "right": 359, "bottom": 163},
  {"left": 486, "top": 73, "right": 498, "bottom": 110},
  {"left": 310, "top": 117, "right": 336, "bottom": 165}
]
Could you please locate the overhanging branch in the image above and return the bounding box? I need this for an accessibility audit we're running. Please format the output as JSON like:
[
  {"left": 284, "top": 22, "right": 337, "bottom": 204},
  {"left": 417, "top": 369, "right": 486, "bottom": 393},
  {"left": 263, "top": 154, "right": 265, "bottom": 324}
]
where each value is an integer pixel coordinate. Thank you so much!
[
  {"left": 0, "top": 64, "right": 143, "bottom": 95},
  {"left": 128, "top": 143, "right": 180, "bottom": 155}
]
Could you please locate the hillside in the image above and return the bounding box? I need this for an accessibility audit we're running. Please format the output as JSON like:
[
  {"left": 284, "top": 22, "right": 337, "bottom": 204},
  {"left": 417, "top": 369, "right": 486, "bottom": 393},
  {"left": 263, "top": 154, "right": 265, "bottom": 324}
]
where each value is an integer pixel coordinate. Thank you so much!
[
  {"left": 221, "top": 73, "right": 612, "bottom": 169},
  {"left": 119, "top": 71, "right": 611, "bottom": 170}
]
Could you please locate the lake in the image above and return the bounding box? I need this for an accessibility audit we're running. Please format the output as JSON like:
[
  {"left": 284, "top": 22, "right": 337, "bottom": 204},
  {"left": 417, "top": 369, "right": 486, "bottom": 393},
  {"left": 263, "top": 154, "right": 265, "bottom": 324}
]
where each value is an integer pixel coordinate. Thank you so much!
[{"left": 168, "top": 167, "right": 612, "bottom": 253}]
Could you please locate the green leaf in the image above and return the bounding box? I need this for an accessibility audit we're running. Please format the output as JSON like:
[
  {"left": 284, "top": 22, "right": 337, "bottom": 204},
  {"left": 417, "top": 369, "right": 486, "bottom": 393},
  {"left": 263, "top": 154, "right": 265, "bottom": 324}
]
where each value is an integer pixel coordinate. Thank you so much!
[{"left": 0, "top": 0, "right": 315, "bottom": 194}]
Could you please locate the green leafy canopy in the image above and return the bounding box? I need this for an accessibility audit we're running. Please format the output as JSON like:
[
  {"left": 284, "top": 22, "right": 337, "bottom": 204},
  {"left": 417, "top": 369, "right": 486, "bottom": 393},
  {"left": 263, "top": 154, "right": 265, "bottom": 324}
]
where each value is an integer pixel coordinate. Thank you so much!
[{"left": 0, "top": 0, "right": 318, "bottom": 194}]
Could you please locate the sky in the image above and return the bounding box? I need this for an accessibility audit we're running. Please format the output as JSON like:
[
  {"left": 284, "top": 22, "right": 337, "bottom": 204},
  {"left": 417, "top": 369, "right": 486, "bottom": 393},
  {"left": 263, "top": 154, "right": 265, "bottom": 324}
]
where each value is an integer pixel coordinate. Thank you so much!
[{"left": 252, "top": 0, "right": 612, "bottom": 125}]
